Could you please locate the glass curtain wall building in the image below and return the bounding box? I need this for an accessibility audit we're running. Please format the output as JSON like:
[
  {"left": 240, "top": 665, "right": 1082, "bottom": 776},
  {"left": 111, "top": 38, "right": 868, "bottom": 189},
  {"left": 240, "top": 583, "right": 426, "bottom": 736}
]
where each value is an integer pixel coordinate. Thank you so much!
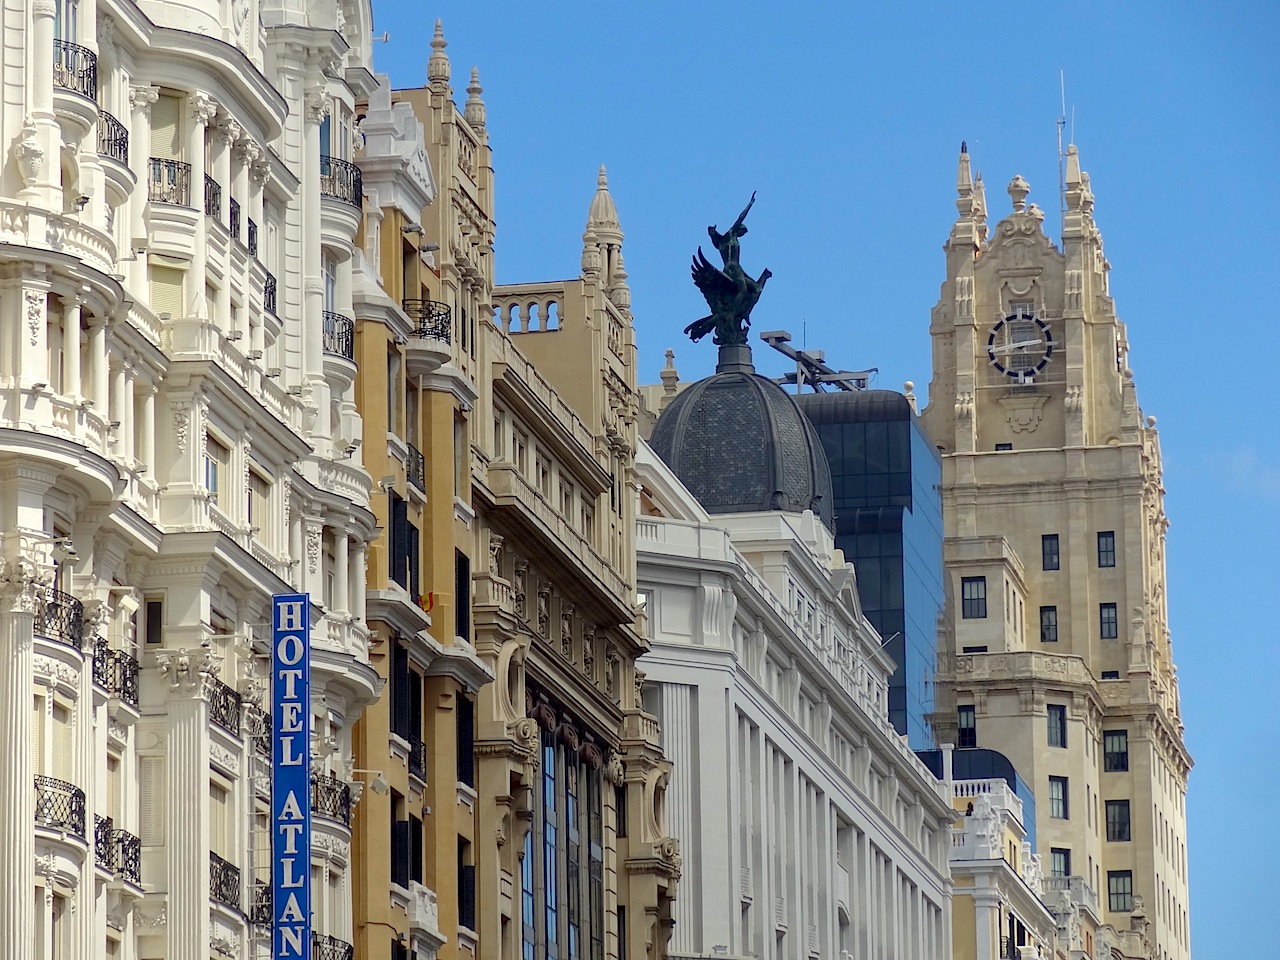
[{"left": 798, "top": 390, "right": 944, "bottom": 749}]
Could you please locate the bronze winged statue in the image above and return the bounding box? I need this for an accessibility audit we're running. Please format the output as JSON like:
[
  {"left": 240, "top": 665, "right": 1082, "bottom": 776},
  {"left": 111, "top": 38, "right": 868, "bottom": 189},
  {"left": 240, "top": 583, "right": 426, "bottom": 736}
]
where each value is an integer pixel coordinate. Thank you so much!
[{"left": 685, "top": 193, "right": 772, "bottom": 345}]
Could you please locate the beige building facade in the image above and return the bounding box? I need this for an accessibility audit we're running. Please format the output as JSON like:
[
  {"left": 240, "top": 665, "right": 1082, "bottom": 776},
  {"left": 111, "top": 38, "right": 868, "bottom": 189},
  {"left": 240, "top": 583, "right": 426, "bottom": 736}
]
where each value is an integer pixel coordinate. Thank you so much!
[{"left": 923, "top": 145, "right": 1190, "bottom": 960}]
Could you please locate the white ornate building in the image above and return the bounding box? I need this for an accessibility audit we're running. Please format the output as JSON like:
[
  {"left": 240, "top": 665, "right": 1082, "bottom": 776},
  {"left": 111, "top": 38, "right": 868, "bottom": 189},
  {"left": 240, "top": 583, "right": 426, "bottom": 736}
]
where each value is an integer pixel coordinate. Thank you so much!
[
  {"left": 634, "top": 442, "right": 954, "bottom": 960},
  {"left": 0, "top": 2, "right": 413, "bottom": 958}
]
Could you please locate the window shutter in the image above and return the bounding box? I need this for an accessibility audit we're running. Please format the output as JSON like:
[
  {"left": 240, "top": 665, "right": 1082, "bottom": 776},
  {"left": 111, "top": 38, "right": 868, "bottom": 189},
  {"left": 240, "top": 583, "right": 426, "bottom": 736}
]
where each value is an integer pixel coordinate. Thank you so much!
[
  {"left": 391, "top": 819, "right": 410, "bottom": 887},
  {"left": 148, "top": 264, "right": 184, "bottom": 318},
  {"left": 140, "top": 757, "right": 165, "bottom": 843},
  {"left": 107, "top": 754, "right": 121, "bottom": 821},
  {"left": 456, "top": 697, "right": 475, "bottom": 787},
  {"left": 455, "top": 550, "right": 471, "bottom": 641},
  {"left": 32, "top": 696, "right": 44, "bottom": 774},
  {"left": 409, "top": 815, "right": 423, "bottom": 884},
  {"left": 151, "top": 94, "right": 181, "bottom": 159},
  {"left": 407, "top": 523, "right": 420, "bottom": 599},
  {"left": 390, "top": 494, "right": 408, "bottom": 589},
  {"left": 52, "top": 703, "right": 72, "bottom": 778},
  {"left": 391, "top": 640, "right": 410, "bottom": 739},
  {"left": 210, "top": 782, "right": 228, "bottom": 857}
]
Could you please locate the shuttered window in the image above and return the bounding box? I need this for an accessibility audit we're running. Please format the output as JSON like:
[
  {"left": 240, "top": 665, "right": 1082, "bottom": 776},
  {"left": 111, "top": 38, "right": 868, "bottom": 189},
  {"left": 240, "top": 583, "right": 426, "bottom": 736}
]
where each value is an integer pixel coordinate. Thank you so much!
[
  {"left": 140, "top": 757, "right": 164, "bottom": 843},
  {"left": 107, "top": 754, "right": 121, "bottom": 821},
  {"left": 151, "top": 94, "right": 181, "bottom": 159},
  {"left": 455, "top": 550, "right": 471, "bottom": 641},
  {"left": 209, "top": 781, "right": 229, "bottom": 857},
  {"left": 52, "top": 703, "right": 72, "bottom": 778},
  {"left": 148, "top": 263, "right": 184, "bottom": 318},
  {"left": 32, "top": 695, "right": 45, "bottom": 773}
]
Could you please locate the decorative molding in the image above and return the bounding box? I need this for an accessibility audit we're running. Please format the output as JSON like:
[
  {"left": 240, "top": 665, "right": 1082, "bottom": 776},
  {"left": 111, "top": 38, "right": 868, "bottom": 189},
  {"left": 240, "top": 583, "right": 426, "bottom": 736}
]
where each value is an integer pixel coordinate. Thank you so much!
[
  {"left": 999, "top": 393, "right": 1050, "bottom": 434},
  {"left": 190, "top": 93, "right": 218, "bottom": 126},
  {"left": 26, "top": 289, "right": 42, "bottom": 346},
  {"left": 155, "top": 647, "right": 220, "bottom": 694}
]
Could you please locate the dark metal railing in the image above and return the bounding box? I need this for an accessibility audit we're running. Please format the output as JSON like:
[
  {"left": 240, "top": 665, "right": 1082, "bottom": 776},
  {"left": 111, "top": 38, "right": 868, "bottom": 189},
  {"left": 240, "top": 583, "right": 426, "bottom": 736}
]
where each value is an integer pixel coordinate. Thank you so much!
[
  {"left": 1000, "top": 936, "right": 1021, "bottom": 959},
  {"left": 319, "top": 155, "right": 362, "bottom": 209},
  {"left": 114, "top": 827, "right": 141, "bottom": 882},
  {"left": 204, "top": 173, "right": 222, "bottom": 219},
  {"left": 311, "top": 773, "right": 352, "bottom": 827},
  {"left": 94, "top": 642, "right": 140, "bottom": 707},
  {"left": 407, "top": 731, "right": 426, "bottom": 780},
  {"left": 406, "top": 442, "right": 426, "bottom": 494},
  {"left": 249, "top": 879, "right": 272, "bottom": 925},
  {"left": 402, "top": 299, "right": 452, "bottom": 342},
  {"left": 34, "top": 586, "right": 84, "bottom": 649},
  {"left": 229, "top": 197, "right": 241, "bottom": 240},
  {"left": 312, "top": 933, "right": 354, "bottom": 960},
  {"left": 264, "top": 271, "right": 277, "bottom": 315},
  {"left": 53, "top": 40, "right": 97, "bottom": 100},
  {"left": 98, "top": 111, "right": 129, "bottom": 164},
  {"left": 322, "top": 311, "right": 354, "bottom": 361},
  {"left": 34, "top": 775, "right": 86, "bottom": 837},
  {"left": 95, "top": 814, "right": 115, "bottom": 869},
  {"left": 210, "top": 851, "right": 241, "bottom": 909},
  {"left": 247, "top": 218, "right": 259, "bottom": 256},
  {"left": 208, "top": 676, "right": 242, "bottom": 736},
  {"left": 148, "top": 158, "right": 192, "bottom": 206},
  {"left": 245, "top": 702, "right": 271, "bottom": 758}
]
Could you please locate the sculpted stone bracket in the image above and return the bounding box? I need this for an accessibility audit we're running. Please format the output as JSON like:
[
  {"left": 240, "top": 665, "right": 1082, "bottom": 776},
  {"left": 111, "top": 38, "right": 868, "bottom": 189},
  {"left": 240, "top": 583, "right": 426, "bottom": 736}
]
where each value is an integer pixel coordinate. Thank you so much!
[{"left": 998, "top": 392, "right": 1049, "bottom": 434}]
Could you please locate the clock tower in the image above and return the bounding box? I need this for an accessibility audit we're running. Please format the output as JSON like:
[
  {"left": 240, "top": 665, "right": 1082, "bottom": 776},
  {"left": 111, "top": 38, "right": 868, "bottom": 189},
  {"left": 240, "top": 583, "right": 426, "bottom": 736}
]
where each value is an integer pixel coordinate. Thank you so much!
[{"left": 922, "top": 144, "right": 1192, "bottom": 959}]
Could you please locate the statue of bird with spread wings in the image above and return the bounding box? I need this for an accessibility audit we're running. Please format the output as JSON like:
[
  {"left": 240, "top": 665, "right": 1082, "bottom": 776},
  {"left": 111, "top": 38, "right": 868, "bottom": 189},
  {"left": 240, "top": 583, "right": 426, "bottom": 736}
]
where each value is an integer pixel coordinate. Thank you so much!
[{"left": 685, "top": 193, "right": 772, "bottom": 345}]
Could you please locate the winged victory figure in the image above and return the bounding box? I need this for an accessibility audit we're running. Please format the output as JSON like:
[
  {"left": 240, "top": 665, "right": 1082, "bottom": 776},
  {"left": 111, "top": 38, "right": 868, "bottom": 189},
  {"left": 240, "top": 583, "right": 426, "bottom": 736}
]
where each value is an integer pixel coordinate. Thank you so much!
[{"left": 685, "top": 192, "right": 773, "bottom": 345}]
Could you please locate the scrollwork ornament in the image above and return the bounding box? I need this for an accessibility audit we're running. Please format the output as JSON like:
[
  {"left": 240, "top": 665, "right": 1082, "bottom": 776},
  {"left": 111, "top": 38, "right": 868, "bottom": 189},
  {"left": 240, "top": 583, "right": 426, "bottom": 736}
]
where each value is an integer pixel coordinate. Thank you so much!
[
  {"left": 305, "top": 89, "right": 331, "bottom": 125},
  {"left": 0, "top": 555, "right": 45, "bottom": 613},
  {"left": 14, "top": 116, "right": 43, "bottom": 188},
  {"left": 26, "top": 289, "right": 42, "bottom": 346},
  {"left": 190, "top": 92, "right": 218, "bottom": 126}
]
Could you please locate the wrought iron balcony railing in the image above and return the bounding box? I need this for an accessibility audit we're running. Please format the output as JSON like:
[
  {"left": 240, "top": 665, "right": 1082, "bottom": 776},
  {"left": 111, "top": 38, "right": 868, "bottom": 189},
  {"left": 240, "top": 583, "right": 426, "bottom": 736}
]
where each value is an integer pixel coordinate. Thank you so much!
[
  {"left": 114, "top": 827, "right": 141, "bottom": 883},
  {"left": 95, "top": 815, "right": 115, "bottom": 869},
  {"left": 34, "top": 586, "right": 83, "bottom": 649},
  {"left": 319, "top": 155, "right": 362, "bottom": 209},
  {"left": 407, "top": 731, "right": 426, "bottom": 781},
  {"left": 312, "top": 933, "right": 354, "bottom": 960},
  {"left": 322, "top": 311, "right": 355, "bottom": 361},
  {"left": 34, "top": 775, "right": 86, "bottom": 837},
  {"left": 406, "top": 442, "right": 426, "bottom": 494},
  {"left": 264, "top": 271, "right": 278, "bottom": 315},
  {"left": 401, "top": 299, "right": 452, "bottom": 342},
  {"left": 53, "top": 40, "right": 97, "bottom": 100},
  {"left": 249, "top": 879, "right": 272, "bottom": 925},
  {"left": 148, "top": 158, "right": 192, "bottom": 206},
  {"left": 210, "top": 851, "right": 241, "bottom": 909},
  {"left": 229, "top": 197, "right": 241, "bottom": 241},
  {"left": 311, "top": 773, "right": 353, "bottom": 827},
  {"left": 247, "top": 218, "right": 259, "bottom": 256},
  {"left": 245, "top": 702, "right": 271, "bottom": 758},
  {"left": 208, "top": 676, "right": 242, "bottom": 737},
  {"left": 93, "top": 642, "right": 140, "bottom": 707},
  {"left": 98, "top": 111, "right": 128, "bottom": 165},
  {"left": 204, "top": 173, "right": 222, "bottom": 219}
]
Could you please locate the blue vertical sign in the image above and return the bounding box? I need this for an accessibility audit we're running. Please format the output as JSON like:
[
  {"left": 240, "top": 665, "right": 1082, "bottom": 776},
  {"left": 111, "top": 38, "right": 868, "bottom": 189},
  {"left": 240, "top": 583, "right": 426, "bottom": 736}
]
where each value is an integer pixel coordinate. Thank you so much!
[{"left": 271, "top": 594, "right": 311, "bottom": 959}]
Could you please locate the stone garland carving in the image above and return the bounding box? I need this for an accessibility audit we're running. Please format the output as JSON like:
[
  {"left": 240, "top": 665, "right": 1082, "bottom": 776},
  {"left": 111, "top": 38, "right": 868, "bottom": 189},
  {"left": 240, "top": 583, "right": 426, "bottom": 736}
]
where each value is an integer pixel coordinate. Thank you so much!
[
  {"left": 155, "top": 647, "right": 219, "bottom": 693},
  {"left": 305, "top": 527, "right": 321, "bottom": 575},
  {"left": 132, "top": 904, "right": 167, "bottom": 928},
  {"left": 26, "top": 289, "right": 42, "bottom": 346},
  {"left": 15, "top": 117, "right": 43, "bottom": 189}
]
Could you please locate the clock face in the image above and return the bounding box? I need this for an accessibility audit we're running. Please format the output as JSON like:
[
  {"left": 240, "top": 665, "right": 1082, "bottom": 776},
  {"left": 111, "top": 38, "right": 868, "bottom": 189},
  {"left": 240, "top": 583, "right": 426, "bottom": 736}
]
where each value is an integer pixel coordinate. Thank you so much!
[{"left": 987, "top": 312, "right": 1054, "bottom": 381}]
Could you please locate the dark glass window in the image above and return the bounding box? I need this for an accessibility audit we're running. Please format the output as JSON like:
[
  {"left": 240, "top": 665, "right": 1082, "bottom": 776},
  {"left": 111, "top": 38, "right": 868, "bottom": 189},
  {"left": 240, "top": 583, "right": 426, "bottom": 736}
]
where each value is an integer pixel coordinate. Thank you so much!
[
  {"left": 1106, "top": 800, "right": 1131, "bottom": 842},
  {"left": 389, "top": 492, "right": 409, "bottom": 589},
  {"left": 1098, "top": 531, "right": 1117, "bottom": 568},
  {"left": 1104, "top": 730, "right": 1129, "bottom": 772},
  {"left": 1049, "top": 776, "right": 1069, "bottom": 819},
  {"left": 1040, "top": 606, "right": 1058, "bottom": 642},
  {"left": 457, "top": 696, "right": 476, "bottom": 787},
  {"left": 1108, "top": 870, "right": 1133, "bottom": 912},
  {"left": 1100, "top": 603, "right": 1119, "bottom": 639},
  {"left": 455, "top": 549, "right": 471, "bottom": 641},
  {"left": 961, "top": 577, "right": 987, "bottom": 619},
  {"left": 957, "top": 705, "right": 976, "bottom": 748},
  {"left": 1048, "top": 704, "right": 1068, "bottom": 748},
  {"left": 1102, "top": 670, "right": 1120, "bottom": 680},
  {"left": 1042, "top": 534, "right": 1060, "bottom": 571},
  {"left": 961, "top": 645, "right": 988, "bottom": 654},
  {"left": 1050, "top": 847, "right": 1071, "bottom": 878},
  {"left": 995, "top": 443, "right": 1013, "bottom": 451}
]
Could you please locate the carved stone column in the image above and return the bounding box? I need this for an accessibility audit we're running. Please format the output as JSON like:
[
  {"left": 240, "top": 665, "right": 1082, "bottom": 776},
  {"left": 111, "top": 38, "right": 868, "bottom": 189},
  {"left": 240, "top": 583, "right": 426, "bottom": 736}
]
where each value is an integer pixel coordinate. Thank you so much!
[
  {"left": 303, "top": 86, "right": 330, "bottom": 442},
  {"left": 186, "top": 93, "right": 218, "bottom": 318},
  {"left": 127, "top": 84, "right": 160, "bottom": 253},
  {"left": 60, "top": 297, "right": 82, "bottom": 402}
]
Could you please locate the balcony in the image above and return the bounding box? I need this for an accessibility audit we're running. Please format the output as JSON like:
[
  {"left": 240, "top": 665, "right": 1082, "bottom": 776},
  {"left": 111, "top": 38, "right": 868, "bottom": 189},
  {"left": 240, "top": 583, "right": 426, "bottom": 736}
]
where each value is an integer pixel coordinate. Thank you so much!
[
  {"left": 114, "top": 827, "right": 141, "bottom": 883},
  {"left": 264, "top": 271, "right": 278, "bottom": 315},
  {"left": 312, "top": 933, "right": 354, "bottom": 960},
  {"left": 210, "top": 851, "right": 241, "bottom": 910},
  {"left": 407, "top": 731, "right": 426, "bottom": 781},
  {"left": 53, "top": 40, "right": 97, "bottom": 100},
  {"left": 322, "top": 311, "right": 354, "bottom": 361},
  {"left": 148, "top": 158, "right": 192, "bottom": 206},
  {"left": 319, "top": 155, "right": 363, "bottom": 209},
  {"left": 247, "top": 218, "right": 259, "bottom": 256},
  {"left": 249, "top": 879, "right": 272, "bottom": 926},
  {"left": 311, "top": 773, "right": 352, "bottom": 827},
  {"left": 95, "top": 815, "right": 114, "bottom": 870},
  {"left": 34, "top": 775, "right": 86, "bottom": 838},
  {"left": 93, "top": 642, "right": 140, "bottom": 707},
  {"left": 34, "top": 587, "right": 84, "bottom": 649},
  {"left": 204, "top": 173, "right": 222, "bottom": 220},
  {"left": 245, "top": 702, "right": 271, "bottom": 758},
  {"left": 1043, "top": 875, "right": 1099, "bottom": 914},
  {"left": 406, "top": 442, "right": 426, "bottom": 494},
  {"left": 208, "top": 676, "right": 242, "bottom": 737},
  {"left": 229, "top": 198, "right": 241, "bottom": 241},
  {"left": 402, "top": 299, "right": 452, "bottom": 342},
  {"left": 98, "top": 111, "right": 128, "bottom": 165}
]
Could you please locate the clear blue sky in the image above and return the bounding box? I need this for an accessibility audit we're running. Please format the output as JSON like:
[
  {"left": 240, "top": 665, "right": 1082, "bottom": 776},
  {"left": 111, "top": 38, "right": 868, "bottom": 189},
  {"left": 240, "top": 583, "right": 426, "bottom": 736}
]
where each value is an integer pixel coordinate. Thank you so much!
[{"left": 371, "top": 2, "right": 1279, "bottom": 954}]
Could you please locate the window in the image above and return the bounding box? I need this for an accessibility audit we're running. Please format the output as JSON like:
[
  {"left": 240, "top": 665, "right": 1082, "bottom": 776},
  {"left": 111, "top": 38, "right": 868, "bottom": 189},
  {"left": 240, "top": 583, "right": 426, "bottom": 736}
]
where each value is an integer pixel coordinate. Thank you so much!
[
  {"left": 1108, "top": 870, "right": 1134, "bottom": 912},
  {"left": 455, "top": 550, "right": 471, "bottom": 641},
  {"left": 995, "top": 443, "right": 1013, "bottom": 451},
  {"left": 457, "top": 696, "right": 476, "bottom": 787},
  {"left": 1102, "top": 670, "right": 1120, "bottom": 680},
  {"left": 1050, "top": 848, "right": 1071, "bottom": 878},
  {"left": 1104, "top": 730, "right": 1130, "bottom": 772},
  {"left": 388, "top": 492, "right": 409, "bottom": 589},
  {"left": 54, "top": 0, "right": 78, "bottom": 41},
  {"left": 961, "top": 577, "right": 987, "bottom": 619},
  {"left": 961, "top": 645, "right": 988, "bottom": 654},
  {"left": 1048, "top": 704, "right": 1068, "bottom": 748},
  {"left": 248, "top": 469, "right": 270, "bottom": 534},
  {"left": 204, "top": 434, "right": 230, "bottom": 508},
  {"left": 1040, "top": 605, "right": 1058, "bottom": 642},
  {"left": 1049, "top": 776, "right": 1069, "bottom": 819},
  {"left": 1100, "top": 603, "right": 1119, "bottom": 639},
  {"left": 1106, "top": 800, "right": 1131, "bottom": 842},
  {"left": 957, "top": 706, "right": 976, "bottom": 748},
  {"left": 1042, "top": 534, "right": 1060, "bottom": 571},
  {"left": 1098, "top": 531, "right": 1116, "bottom": 568}
]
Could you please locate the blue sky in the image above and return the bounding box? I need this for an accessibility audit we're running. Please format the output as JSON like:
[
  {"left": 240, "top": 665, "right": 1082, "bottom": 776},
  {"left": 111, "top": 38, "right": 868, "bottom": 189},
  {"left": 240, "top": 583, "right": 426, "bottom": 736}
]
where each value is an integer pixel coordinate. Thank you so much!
[{"left": 371, "top": 2, "right": 1279, "bottom": 953}]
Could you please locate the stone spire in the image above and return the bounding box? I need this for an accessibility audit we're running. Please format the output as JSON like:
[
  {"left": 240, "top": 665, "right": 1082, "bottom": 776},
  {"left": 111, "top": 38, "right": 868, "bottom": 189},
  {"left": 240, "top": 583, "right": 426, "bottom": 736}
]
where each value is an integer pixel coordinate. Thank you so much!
[
  {"left": 428, "top": 20, "right": 451, "bottom": 90},
  {"left": 583, "top": 165, "right": 623, "bottom": 283},
  {"left": 464, "top": 67, "right": 486, "bottom": 132},
  {"left": 956, "top": 140, "right": 975, "bottom": 218},
  {"left": 659, "top": 349, "right": 680, "bottom": 411},
  {"left": 947, "top": 142, "right": 987, "bottom": 252},
  {"left": 586, "top": 164, "right": 622, "bottom": 239},
  {"left": 608, "top": 247, "right": 631, "bottom": 314}
]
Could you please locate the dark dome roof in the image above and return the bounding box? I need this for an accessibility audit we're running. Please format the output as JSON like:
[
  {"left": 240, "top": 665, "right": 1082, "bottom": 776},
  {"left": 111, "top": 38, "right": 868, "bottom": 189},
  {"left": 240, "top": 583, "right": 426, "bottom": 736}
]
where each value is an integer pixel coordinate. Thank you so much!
[{"left": 651, "top": 368, "right": 835, "bottom": 530}]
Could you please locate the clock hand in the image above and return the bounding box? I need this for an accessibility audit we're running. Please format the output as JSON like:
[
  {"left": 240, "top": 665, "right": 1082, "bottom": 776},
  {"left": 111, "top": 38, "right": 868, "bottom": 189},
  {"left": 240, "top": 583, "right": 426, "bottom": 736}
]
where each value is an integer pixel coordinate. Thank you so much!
[{"left": 990, "top": 339, "right": 1044, "bottom": 356}]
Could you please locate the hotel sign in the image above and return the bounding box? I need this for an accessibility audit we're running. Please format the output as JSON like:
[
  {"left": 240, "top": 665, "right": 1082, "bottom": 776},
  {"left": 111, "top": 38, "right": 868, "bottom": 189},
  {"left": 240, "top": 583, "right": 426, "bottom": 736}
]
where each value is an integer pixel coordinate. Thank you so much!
[{"left": 271, "top": 594, "right": 311, "bottom": 958}]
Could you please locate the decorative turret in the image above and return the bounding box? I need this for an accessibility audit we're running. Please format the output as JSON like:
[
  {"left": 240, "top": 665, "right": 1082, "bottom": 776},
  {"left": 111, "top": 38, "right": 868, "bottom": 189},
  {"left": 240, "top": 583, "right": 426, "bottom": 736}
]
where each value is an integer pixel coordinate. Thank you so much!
[
  {"left": 428, "top": 20, "right": 451, "bottom": 91},
  {"left": 582, "top": 165, "right": 623, "bottom": 286},
  {"left": 659, "top": 349, "right": 680, "bottom": 411},
  {"left": 586, "top": 165, "right": 622, "bottom": 241},
  {"left": 956, "top": 140, "right": 975, "bottom": 217},
  {"left": 464, "top": 67, "right": 486, "bottom": 133},
  {"left": 947, "top": 142, "right": 988, "bottom": 253}
]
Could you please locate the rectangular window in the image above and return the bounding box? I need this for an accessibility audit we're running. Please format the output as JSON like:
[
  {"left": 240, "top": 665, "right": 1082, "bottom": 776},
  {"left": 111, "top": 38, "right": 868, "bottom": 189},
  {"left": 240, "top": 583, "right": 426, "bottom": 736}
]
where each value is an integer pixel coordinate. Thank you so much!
[
  {"left": 1108, "top": 870, "right": 1134, "bottom": 912},
  {"left": 1098, "top": 531, "right": 1116, "bottom": 567},
  {"left": 1102, "top": 670, "right": 1120, "bottom": 680},
  {"left": 455, "top": 550, "right": 471, "bottom": 641},
  {"left": 1042, "top": 534, "right": 1060, "bottom": 571},
  {"left": 1100, "top": 602, "right": 1119, "bottom": 639},
  {"left": 1039, "top": 605, "right": 1058, "bottom": 642},
  {"left": 1048, "top": 704, "right": 1068, "bottom": 748},
  {"left": 961, "top": 577, "right": 987, "bottom": 619},
  {"left": 388, "top": 492, "right": 409, "bottom": 590},
  {"left": 248, "top": 469, "right": 270, "bottom": 534},
  {"left": 1050, "top": 847, "right": 1071, "bottom": 878},
  {"left": 994, "top": 442, "right": 1013, "bottom": 451},
  {"left": 961, "top": 645, "right": 988, "bottom": 654},
  {"left": 1049, "top": 776, "right": 1069, "bottom": 819},
  {"left": 456, "top": 696, "right": 476, "bottom": 787},
  {"left": 1104, "top": 730, "right": 1130, "bottom": 772},
  {"left": 957, "top": 705, "right": 976, "bottom": 748},
  {"left": 1106, "top": 800, "right": 1131, "bottom": 842},
  {"left": 204, "top": 434, "right": 230, "bottom": 508}
]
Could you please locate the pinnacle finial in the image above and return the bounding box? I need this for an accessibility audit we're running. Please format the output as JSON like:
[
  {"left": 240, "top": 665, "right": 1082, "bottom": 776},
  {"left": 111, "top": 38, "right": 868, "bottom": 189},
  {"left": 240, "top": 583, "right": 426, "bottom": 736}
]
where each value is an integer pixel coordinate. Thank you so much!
[
  {"left": 586, "top": 163, "right": 621, "bottom": 235},
  {"left": 660, "top": 349, "right": 680, "bottom": 408},
  {"left": 1008, "top": 174, "right": 1030, "bottom": 212},
  {"left": 428, "top": 20, "right": 450, "bottom": 85},
  {"left": 955, "top": 141, "right": 975, "bottom": 218},
  {"left": 464, "top": 66, "right": 486, "bottom": 130},
  {"left": 598, "top": 164, "right": 608, "bottom": 188}
]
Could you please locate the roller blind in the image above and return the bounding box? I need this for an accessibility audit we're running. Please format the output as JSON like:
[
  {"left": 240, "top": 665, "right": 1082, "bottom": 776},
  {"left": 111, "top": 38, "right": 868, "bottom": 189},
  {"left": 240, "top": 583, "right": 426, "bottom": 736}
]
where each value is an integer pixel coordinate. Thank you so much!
[{"left": 151, "top": 94, "right": 181, "bottom": 159}]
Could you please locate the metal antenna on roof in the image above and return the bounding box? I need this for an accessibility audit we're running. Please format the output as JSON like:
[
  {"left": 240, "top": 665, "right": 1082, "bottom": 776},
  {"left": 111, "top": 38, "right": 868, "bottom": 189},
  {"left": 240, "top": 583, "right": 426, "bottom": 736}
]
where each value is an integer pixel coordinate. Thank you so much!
[
  {"left": 759, "top": 331, "right": 876, "bottom": 393},
  {"left": 1058, "top": 71, "right": 1068, "bottom": 237}
]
